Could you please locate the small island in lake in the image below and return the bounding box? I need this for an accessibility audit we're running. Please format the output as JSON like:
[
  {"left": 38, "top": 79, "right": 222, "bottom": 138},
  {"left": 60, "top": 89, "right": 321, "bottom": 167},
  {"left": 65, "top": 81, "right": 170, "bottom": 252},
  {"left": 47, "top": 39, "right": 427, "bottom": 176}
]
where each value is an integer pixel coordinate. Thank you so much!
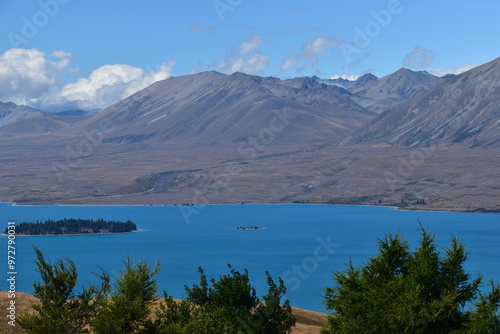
[
  {"left": 6, "top": 218, "right": 137, "bottom": 236},
  {"left": 233, "top": 226, "right": 265, "bottom": 230}
]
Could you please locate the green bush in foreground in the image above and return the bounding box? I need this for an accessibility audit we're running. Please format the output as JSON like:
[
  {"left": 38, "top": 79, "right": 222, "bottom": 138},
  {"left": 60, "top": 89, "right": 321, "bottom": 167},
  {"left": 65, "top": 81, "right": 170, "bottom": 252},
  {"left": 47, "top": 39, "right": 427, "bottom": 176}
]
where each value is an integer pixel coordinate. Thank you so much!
[
  {"left": 148, "top": 265, "right": 295, "bottom": 333},
  {"left": 321, "top": 227, "right": 500, "bottom": 334},
  {"left": 91, "top": 258, "right": 161, "bottom": 334},
  {"left": 17, "top": 247, "right": 110, "bottom": 334},
  {"left": 19, "top": 248, "right": 295, "bottom": 334}
]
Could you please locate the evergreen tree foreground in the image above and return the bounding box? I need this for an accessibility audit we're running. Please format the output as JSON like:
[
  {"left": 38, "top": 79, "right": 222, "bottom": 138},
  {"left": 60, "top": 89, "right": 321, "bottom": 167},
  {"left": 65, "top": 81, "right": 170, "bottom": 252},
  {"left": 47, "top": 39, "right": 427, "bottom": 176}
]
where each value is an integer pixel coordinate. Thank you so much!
[
  {"left": 321, "top": 226, "right": 500, "bottom": 334},
  {"left": 18, "top": 247, "right": 295, "bottom": 334}
]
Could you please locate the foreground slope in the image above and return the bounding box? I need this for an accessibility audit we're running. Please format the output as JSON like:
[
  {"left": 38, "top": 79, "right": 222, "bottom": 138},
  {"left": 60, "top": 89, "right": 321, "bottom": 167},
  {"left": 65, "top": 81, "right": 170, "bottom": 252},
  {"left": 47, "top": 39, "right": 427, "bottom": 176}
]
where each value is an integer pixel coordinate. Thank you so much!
[{"left": 0, "top": 292, "right": 326, "bottom": 334}]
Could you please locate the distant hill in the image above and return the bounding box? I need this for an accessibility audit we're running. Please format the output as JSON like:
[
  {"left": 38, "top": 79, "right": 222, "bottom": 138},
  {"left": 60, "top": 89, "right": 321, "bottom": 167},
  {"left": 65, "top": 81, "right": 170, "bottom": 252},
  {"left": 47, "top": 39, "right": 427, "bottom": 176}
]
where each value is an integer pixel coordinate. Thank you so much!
[
  {"left": 350, "top": 68, "right": 451, "bottom": 113},
  {"left": 313, "top": 69, "right": 448, "bottom": 114},
  {"left": 314, "top": 73, "right": 378, "bottom": 90},
  {"left": 0, "top": 102, "right": 92, "bottom": 134},
  {"left": 70, "top": 71, "right": 376, "bottom": 145},
  {"left": 0, "top": 69, "right": 452, "bottom": 141},
  {"left": 0, "top": 60, "right": 499, "bottom": 211},
  {"left": 0, "top": 102, "right": 45, "bottom": 128},
  {"left": 53, "top": 109, "right": 100, "bottom": 116},
  {"left": 346, "top": 57, "right": 500, "bottom": 148}
]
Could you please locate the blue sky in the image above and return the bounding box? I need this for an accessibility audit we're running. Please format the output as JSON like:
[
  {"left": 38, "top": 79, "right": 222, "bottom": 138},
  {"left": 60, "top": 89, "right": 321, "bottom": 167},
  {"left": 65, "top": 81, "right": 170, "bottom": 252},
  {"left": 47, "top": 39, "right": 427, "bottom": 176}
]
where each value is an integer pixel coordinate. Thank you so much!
[{"left": 0, "top": 0, "right": 499, "bottom": 111}]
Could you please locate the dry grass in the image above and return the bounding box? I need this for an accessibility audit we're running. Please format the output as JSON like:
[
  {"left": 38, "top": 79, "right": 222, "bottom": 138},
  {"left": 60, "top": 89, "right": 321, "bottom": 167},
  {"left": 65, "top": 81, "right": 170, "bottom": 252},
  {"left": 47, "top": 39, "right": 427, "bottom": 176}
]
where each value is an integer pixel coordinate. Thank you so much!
[
  {"left": 291, "top": 307, "right": 327, "bottom": 334},
  {"left": 0, "top": 291, "right": 38, "bottom": 334},
  {"left": 1, "top": 142, "right": 499, "bottom": 213},
  {"left": 0, "top": 291, "right": 326, "bottom": 334}
]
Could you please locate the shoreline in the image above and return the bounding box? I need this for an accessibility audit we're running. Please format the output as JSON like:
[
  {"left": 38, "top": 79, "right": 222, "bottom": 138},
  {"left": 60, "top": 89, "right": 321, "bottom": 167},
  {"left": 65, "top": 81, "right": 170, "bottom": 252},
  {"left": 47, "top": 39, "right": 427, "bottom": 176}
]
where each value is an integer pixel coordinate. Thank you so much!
[
  {"left": 1, "top": 201, "right": 499, "bottom": 214},
  {"left": 0, "top": 229, "right": 143, "bottom": 237}
]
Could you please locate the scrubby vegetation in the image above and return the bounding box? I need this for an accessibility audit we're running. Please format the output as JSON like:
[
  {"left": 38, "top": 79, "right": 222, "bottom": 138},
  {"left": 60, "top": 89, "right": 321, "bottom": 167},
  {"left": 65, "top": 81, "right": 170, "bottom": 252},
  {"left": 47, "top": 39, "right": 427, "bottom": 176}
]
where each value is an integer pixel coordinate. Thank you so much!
[
  {"left": 16, "top": 226, "right": 500, "bottom": 333},
  {"left": 321, "top": 227, "right": 500, "bottom": 333},
  {"left": 7, "top": 218, "right": 137, "bottom": 235},
  {"left": 18, "top": 247, "right": 295, "bottom": 334}
]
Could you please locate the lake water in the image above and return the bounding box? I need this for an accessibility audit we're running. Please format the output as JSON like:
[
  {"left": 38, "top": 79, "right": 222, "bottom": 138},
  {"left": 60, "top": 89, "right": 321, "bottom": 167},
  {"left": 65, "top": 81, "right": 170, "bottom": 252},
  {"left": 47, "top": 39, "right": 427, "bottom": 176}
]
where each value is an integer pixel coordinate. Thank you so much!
[{"left": 1, "top": 203, "right": 499, "bottom": 312}]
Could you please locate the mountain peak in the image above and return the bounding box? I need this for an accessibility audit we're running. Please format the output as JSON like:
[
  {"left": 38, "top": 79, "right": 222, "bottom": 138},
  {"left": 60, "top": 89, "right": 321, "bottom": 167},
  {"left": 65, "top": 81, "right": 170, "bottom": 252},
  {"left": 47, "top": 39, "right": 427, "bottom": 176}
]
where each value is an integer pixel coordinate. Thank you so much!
[
  {"left": 0, "top": 101, "right": 17, "bottom": 108},
  {"left": 0, "top": 101, "right": 46, "bottom": 129},
  {"left": 67, "top": 69, "right": 375, "bottom": 146},
  {"left": 390, "top": 68, "right": 440, "bottom": 80},
  {"left": 353, "top": 73, "right": 377, "bottom": 88},
  {"left": 394, "top": 67, "right": 413, "bottom": 74},
  {"left": 349, "top": 56, "right": 500, "bottom": 148},
  {"left": 351, "top": 67, "right": 446, "bottom": 113},
  {"left": 357, "top": 73, "right": 377, "bottom": 80}
]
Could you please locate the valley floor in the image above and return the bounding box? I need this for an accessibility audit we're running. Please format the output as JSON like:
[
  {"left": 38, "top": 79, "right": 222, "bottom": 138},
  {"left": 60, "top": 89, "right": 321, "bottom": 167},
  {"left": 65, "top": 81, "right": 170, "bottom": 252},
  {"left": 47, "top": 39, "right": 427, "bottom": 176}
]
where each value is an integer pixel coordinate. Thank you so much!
[{"left": 1, "top": 140, "right": 499, "bottom": 213}]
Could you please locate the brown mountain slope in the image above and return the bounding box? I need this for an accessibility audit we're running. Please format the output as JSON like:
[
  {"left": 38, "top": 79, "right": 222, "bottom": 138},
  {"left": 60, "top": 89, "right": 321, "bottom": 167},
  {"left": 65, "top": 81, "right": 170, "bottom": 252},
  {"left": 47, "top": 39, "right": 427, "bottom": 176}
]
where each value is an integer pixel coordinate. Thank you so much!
[
  {"left": 67, "top": 71, "right": 375, "bottom": 146},
  {"left": 0, "top": 102, "right": 91, "bottom": 134},
  {"left": 347, "top": 57, "right": 500, "bottom": 148},
  {"left": 0, "top": 114, "right": 85, "bottom": 134},
  {"left": 0, "top": 102, "right": 45, "bottom": 128},
  {"left": 314, "top": 73, "right": 378, "bottom": 90},
  {"left": 351, "top": 68, "right": 449, "bottom": 113},
  {"left": 0, "top": 63, "right": 498, "bottom": 211}
]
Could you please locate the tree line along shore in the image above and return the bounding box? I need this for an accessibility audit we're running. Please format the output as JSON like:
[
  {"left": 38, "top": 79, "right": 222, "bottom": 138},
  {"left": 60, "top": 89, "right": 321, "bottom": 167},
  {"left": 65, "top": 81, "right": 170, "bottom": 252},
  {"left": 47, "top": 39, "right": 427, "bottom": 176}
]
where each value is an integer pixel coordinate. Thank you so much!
[{"left": 4, "top": 218, "right": 137, "bottom": 235}]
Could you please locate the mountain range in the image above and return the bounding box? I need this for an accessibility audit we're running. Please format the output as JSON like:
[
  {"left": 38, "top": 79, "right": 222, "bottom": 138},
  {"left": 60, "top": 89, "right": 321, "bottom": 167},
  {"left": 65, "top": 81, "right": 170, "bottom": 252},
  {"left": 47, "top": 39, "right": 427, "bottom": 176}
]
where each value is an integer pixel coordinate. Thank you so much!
[
  {"left": 0, "top": 102, "right": 44, "bottom": 128},
  {"left": 347, "top": 58, "right": 500, "bottom": 148},
  {"left": 0, "top": 65, "right": 461, "bottom": 145},
  {"left": 316, "top": 70, "right": 451, "bottom": 114},
  {"left": 69, "top": 71, "right": 375, "bottom": 146},
  {"left": 0, "top": 57, "right": 499, "bottom": 211}
]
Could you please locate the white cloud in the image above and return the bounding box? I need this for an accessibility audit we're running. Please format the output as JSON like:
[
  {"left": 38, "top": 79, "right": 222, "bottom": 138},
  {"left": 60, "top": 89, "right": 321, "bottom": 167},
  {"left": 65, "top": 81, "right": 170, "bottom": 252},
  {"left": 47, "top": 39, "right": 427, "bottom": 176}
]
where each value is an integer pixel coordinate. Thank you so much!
[
  {"left": 218, "top": 53, "right": 269, "bottom": 75},
  {"left": 330, "top": 74, "right": 360, "bottom": 81},
  {"left": 239, "top": 35, "right": 262, "bottom": 54},
  {"left": 0, "top": 48, "right": 175, "bottom": 111},
  {"left": 217, "top": 36, "right": 269, "bottom": 75},
  {"left": 430, "top": 62, "right": 477, "bottom": 77},
  {"left": 280, "top": 56, "right": 298, "bottom": 72},
  {"left": 279, "top": 36, "right": 339, "bottom": 73},
  {"left": 40, "top": 61, "right": 175, "bottom": 111},
  {"left": 402, "top": 46, "right": 437, "bottom": 69},
  {"left": 189, "top": 25, "right": 217, "bottom": 34},
  {"left": 303, "top": 37, "right": 338, "bottom": 57},
  {"left": 51, "top": 50, "right": 71, "bottom": 60},
  {"left": 0, "top": 48, "right": 70, "bottom": 106},
  {"left": 189, "top": 25, "right": 204, "bottom": 34},
  {"left": 69, "top": 66, "right": 80, "bottom": 75}
]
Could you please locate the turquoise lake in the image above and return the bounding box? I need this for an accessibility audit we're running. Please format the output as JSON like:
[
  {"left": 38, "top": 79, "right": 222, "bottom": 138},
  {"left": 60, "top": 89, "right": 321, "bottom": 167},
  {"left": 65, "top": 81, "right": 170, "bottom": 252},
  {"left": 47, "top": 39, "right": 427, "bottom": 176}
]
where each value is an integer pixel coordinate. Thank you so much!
[{"left": 1, "top": 203, "right": 499, "bottom": 312}]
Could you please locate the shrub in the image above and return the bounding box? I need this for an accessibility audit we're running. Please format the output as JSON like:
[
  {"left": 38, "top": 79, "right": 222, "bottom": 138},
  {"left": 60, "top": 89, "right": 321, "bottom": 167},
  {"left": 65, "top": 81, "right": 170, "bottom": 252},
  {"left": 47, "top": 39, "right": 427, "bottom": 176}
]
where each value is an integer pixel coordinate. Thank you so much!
[
  {"left": 17, "top": 247, "right": 109, "bottom": 334},
  {"left": 321, "top": 227, "right": 500, "bottom": 334}
]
